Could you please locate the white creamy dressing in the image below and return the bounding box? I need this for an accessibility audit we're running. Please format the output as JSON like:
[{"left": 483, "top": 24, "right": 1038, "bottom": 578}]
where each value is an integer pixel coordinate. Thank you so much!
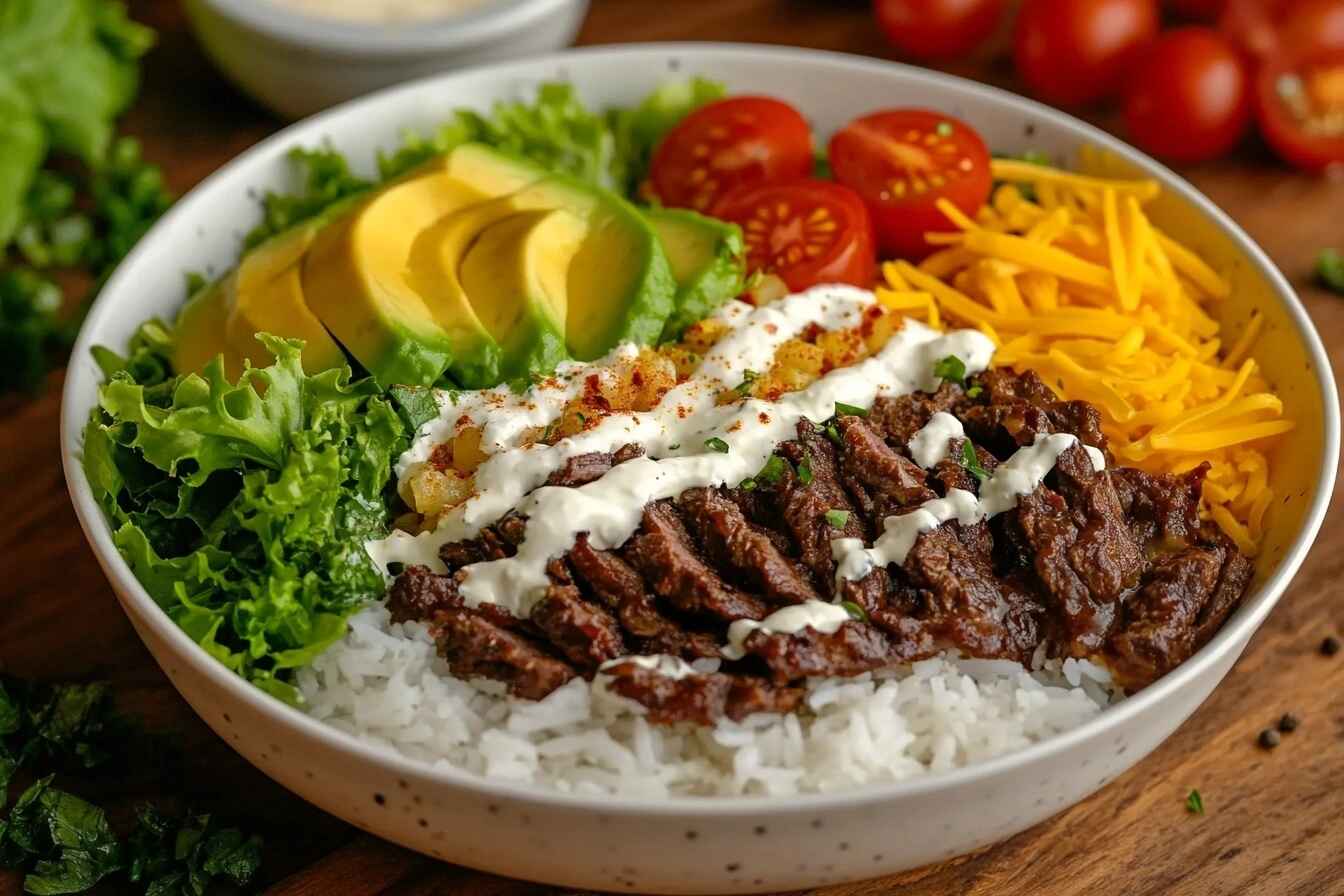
[
  {"left": 598, "top": 654, "right": 699, "bottom": 680},
  {"left": 906, "top": 411, "right": 965, "bottom": 468},
  {"left": 369, "top": 285, "right": 996, "bottom": 620},
  {"left": 829, "top": 431, "right": 1107, "bottom": 584},
  {"left": 721, "top": 601, "right": 855, "bottom": 661},
  {"left": 265, "top": 0, "right": 496, "bottom": 24}
]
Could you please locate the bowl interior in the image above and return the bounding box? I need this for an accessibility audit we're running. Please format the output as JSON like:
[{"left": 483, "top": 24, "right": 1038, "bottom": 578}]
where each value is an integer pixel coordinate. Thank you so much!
[{"left": 61, "top": 43, "right": 1337, "bottom": 807}]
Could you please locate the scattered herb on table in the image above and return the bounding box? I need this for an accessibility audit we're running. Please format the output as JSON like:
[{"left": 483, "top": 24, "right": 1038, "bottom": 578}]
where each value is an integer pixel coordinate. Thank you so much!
[
  {"left": 1185, "top": 789, "right": 1204, "bottom": 815},
  {"left": 961, "top": 441, "right": 990, "bottom": 483},
  {"left": 1318, "top": 249, "right": 1344, "bottom": 295}
]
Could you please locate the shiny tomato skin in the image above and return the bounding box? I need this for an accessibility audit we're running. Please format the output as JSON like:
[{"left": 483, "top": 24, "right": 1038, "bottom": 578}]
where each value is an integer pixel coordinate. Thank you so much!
[
  {"left": 1123, "top": 28, "right": 1252, "bottom": 163},
  {"left": 712, "top": 180, "right": 877, "bottom": 292},
  {"left": 873, "top": 0, "right": 1007, "bottom": 60},
  {"left": 1279, "top": 0, "right": 1344, "bottom": 55},
  {"left": 1220, "top": 0, "right": 1344, "bottom": 60},
  {"left": 827, "top": 109, "right": 992, "bottom": 259},
  {"left": 1254, "top": 47, "right": 1344, "bottom": 172},
  {"left": 649, "top": 97, "right": 813, "bottom": 213},
  {"left": 1013, "top": 0, "right": 1161, "bottom": 107}
]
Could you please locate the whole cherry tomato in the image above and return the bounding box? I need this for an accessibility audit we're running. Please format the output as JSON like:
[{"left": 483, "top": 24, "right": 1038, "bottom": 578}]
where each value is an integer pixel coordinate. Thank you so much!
[
  {"left": 827, "top": 109, "right": 992, "bottom": 259},
  {"left": 1013, "top": 0, "right": 1161, "bottom": 107},
  {"left": 873, "top": 0, "right": 1007, "bottom": 61},
  {"left": 1123, "top": 27, "right": 1253, "bottom": 163},
  {"left": 712, "top": 180, "right": 877, "bottom": 292},
  {"left": 649, "top": 97, "right": 813, "bottom": 213},
  {"left": 1220, "top": 0, "right": 1344, "bottom": 60},
  {"left": 1167, "top": 0, "right": 1227, "bottom": 21}
]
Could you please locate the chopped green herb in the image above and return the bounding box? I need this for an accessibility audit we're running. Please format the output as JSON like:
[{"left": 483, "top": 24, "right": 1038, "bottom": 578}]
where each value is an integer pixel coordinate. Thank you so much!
[
  {"left": 754, "top": 454, "right": 791, "bottom": 486},
  {"left": 740, "top": 477, "right": 758, "bottom": 491},
  {"left": 704, "top": 437, "right": 730, "bottom": 454},
  {"left": 966, "top": 383, "right": 984, "bottom": 399},
  {"left": 576, "top": 412, "right": 587, "bottom": 425},
  {"left": 961, "top": 441, "right": 990, "bottom": 483},
  {"left": 733, "top": 369, "right": 760, "bottom": 397},
  {"left": 668, "top": 443, "right": 680, "bottom": 451},
  {"left": 1019, "top": 150, "right": 1053, "bottom": 167},
  {"left": 1317, "top": 248, "right": 1344, "bottom": 295},
  {"left": 797, "top": 452, "right": 814, "bottom": 485},
  {"left": 824, "top": 509, "right": 850, "bottom": 527},
  {"left": 834, "top": 401, "right": 869, "bottom": 418},
  {"left": 935, "top": 121, "right": 954, "bottom": 138},
  {"left": 824, "top": 423, "right": 842, "bottom": 445},
  {"left": 126, "top": 805, "right": 263, "bottom": 896},
  {"left": 840, "top": 601, "right": 868, "bottom": 622},
  {"left": 389, "top": 385, "right": 440, "bottom": 433},
  {"left": 1185, "top": 789, "right": 1204, "bottom": 815},
  {"left": 933, "top": 354, "right": 968, "bottom": 388}
]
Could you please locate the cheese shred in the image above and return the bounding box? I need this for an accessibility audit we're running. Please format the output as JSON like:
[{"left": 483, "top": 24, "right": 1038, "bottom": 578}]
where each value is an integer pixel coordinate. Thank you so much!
[{"left": 879, "top": 167, "right": 1291, "bottom": 554}]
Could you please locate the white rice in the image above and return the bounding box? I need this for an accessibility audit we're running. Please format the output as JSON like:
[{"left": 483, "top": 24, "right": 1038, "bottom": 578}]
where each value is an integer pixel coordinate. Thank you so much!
[{"left": 297, "top": 605, "right": 1119, "bottom": 797}]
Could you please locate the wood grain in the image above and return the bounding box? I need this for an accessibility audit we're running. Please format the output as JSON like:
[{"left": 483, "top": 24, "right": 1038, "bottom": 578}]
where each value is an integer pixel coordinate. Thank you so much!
[{"left": 2, "top": 1, "right": 1342, "bottom": 893}]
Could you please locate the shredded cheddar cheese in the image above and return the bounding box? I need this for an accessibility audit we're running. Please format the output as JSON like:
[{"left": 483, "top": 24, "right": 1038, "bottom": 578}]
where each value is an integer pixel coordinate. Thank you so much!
[{"left": 879, "top": 160, "right": 1291, "bottom": 554}]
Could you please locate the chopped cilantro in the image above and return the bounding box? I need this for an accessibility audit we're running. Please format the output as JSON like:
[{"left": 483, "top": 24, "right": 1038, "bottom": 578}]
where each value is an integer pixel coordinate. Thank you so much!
[
  {"left": 740, "top": 478, "right": 758, "bottom": 491},
  {"left": 935, "top": 121, "right": 954, "bottom": 138},
  {"left": 840, "top": 601, "right": 869, "bottom": 622},
  {"left": 704, "top": 437, "right": 730, "bottom": 454},
  {"left": 961, "top": 441, "right": 990, "bottom": 483},
  {"left": 966, "top": 383, "right": 984, "bottom": 399},
  {"left": 933, "top": 354, "right": 968, "bottom": 387},
  {"left": 755, "top": 454, "right": 791, "bottom": 486},
  {"left": 732, "top": 369, "right": 760, "bottom": 398},
  {"left": 824, "top": 423, "right": 842, "bottom": 445},
  {"left": 1185, "top": 789, "right": 1205, "bottom": 815},
  {"left": 834, "top": 401, "right": 869, "bottom": 418},
  {"left": 797, "top": 452, "right": 814, "bottom": 485},
  {"left": 824, "top": 509, "right": 850, "bottom": 527},
  {"left": 1318, "top": 249, "right": 1344, "bottom": 295}
]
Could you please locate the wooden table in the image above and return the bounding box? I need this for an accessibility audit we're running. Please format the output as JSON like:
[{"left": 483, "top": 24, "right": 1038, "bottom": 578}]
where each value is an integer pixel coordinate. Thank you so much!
[{"left": 3, "top": 1, "right": 1342, "bottom": 893}]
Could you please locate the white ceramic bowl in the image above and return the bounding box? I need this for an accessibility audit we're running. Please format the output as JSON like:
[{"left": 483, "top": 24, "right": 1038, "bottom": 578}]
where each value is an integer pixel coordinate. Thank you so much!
[
  {"left": 183, "top": 0, "right": 589, "bottom": 119},
  {"left": 62, "top": 44, "right": 1337, "bottom": 894}
]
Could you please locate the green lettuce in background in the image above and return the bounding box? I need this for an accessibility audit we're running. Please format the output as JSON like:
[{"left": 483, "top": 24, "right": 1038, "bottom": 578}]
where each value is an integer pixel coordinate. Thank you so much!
[{"left": 82, "top": 330, "right": 406, "bottom": 705}]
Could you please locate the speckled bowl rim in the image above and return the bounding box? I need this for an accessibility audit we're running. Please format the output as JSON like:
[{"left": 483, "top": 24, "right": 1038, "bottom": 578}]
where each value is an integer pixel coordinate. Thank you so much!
[
  {"left": 199, "top": 0, "right": 581, "bottom": 55},
  {"left": 61, "top": 43, "right": 1339, "bottom": 816}
]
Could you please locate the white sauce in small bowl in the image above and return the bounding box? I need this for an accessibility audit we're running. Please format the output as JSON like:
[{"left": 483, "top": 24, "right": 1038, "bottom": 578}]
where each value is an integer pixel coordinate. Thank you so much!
[{"left": 263, "top": 0, "right": 497, "bottom": 24}]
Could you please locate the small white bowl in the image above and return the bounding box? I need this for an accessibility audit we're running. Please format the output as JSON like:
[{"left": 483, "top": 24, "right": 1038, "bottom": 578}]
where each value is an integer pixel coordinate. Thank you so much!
[
  {"left": 183, "top": 0, "right": 589, "bottom": 119},
  {"left": 63, "top": 44, "right": 1337, "bottom": 894}
]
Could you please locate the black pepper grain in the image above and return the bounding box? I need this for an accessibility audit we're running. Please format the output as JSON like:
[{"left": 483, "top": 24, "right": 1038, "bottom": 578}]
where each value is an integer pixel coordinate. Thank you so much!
[
  {"left": 1258, "top": 729, "right": 1281, "bottom": 749},
  {"left": 1322, "top": 636, "right": 1341, "bottom": 656},
  {"left": 1278, "top": 713, "right": 1300, "bottom": 733}
]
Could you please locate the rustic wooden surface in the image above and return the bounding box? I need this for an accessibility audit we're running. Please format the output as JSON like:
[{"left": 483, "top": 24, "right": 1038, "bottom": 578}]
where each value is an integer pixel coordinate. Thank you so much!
[{"left": 2, "top": 1, "right": 1343, "bottom": 893}]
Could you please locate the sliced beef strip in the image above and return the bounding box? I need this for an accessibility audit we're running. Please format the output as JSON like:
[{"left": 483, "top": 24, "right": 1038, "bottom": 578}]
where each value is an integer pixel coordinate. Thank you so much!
[
  {"left": 567, "top": 534, "right": 722, "bottom": 660},
  {"left": 976, "top": 368, "right": 1058, "bottom": 406},
  {"left": 387, "top": 565, "right": 461, "bottom": 624},
  {"left": 1105, "top": 542, "right": 1227, "bottom": 690},
  {"left": 438, "top": 512, "right": 527, "bottom": 570},
  {"left": 837, "top": 416, "right": 937, "bottom": 510},
  {"left": 869, "top": 382, "right": 963, "bottom": 445},
  {"left": 1110, "top": 464, "right": 1209, "bottom": 551},
  {"left": 434, "top": 608, "right": 577, "bottom": 700},
  {"left": 836, "top": 569, "right": 940, "bottom": 662},
  {"left": 1050, "top": 444, "right": 1147, "bottom": 599},
  {"left": 679, "top": 487, "right": 822, "bottom": 607},
  {"left": 777, "top": 419, "right": 866, "bottom": 587},
  {"left": 1192, "top": 532, "right": 1254, "bottom": 647},
  {"left": 902, "top": 525, "right": 1043, "bottom": 663},
  {"left": 529, "top": 571, "right": 625, "bottom": 671},
  {"left": 601, "top": 662, "right": 803, "bottom": 725},
  {"left": 739, "top": 622, "right": 895, "bottom": 684},
  {"left": 545, "top": 443, "right": 645, "bottom": 488},
  {"left": 624, "top": 501, "right": 770, "bottom": 622}
]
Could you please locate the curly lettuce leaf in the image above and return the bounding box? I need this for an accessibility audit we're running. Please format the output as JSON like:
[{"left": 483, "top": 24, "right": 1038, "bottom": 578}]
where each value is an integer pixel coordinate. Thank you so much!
[
  {"left": 609, "top": 77, "right": 726, "bottom": 194},
  {"left": 84, "top": 334, "right": 406, "bottom": 702}
]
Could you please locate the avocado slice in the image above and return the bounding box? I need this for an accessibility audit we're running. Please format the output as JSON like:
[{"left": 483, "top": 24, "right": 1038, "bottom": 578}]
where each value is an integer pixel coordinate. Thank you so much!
[
  {"left": 442, "top": 143, "right": 677, "bottom": 360},
  {"left": 457, "top": 208, "right": 585, "bottom": 380},
  {"left": 173, "top": 273, "right": 249, "bottom": 379},
  {"left": 647, "top": 208, "right": 747, "bottom": 341},
  {"left": 227, "top": 214, "right": 347, "bottom": 375},
  {"left": 300, "top": 172, "right": 489, "bottom": 386}
]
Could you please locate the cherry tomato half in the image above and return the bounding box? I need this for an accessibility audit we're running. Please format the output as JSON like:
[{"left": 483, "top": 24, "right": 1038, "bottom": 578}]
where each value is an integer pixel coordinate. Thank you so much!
[
  {"left": 874, "top": 0, "right": 1007, "bottom": 61},
  {"left": 712, "top": 180, "right": 877, "bottom": 292},
  {"left": 827, "top": 109, "right": 992, "bottom": 259},
  {"left": 649, "top": 96, "right": 813, "bottom": 213},
  {"left": 1123, "top": 28, "right": 1252, "bottom": 163},
  {"left": 1255, "top": 47, "right": 1344, "bottom": 172},
  {"left": 1220, "top": 0, "right": 1344, "bottom": 61},
  {"left": 1013, "top": 0, "right": 1160, "bottom": 107}
]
